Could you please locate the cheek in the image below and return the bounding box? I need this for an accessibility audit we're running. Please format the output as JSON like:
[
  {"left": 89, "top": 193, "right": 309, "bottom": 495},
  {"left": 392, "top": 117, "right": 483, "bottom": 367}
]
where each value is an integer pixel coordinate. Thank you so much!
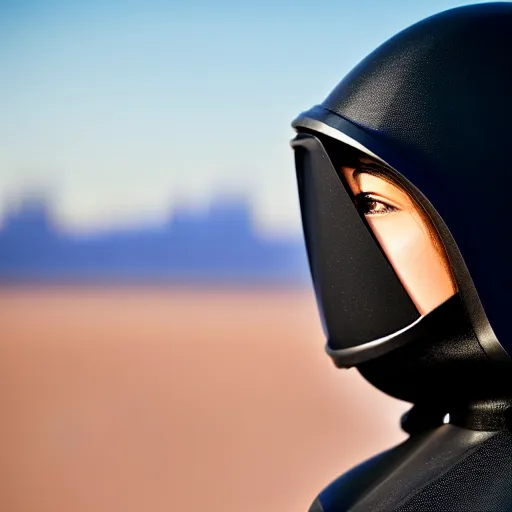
[
  {"left": 366, "top": 213, "right": 455, "bottom": 315},
  {"left": 366, "top": 214, "right": 425, "bottom": 266}
]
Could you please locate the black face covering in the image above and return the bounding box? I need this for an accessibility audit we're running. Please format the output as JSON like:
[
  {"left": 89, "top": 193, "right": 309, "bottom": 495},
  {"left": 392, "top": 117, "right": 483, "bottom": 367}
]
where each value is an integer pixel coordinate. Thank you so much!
[
  {"left": 291, "top": 133, "right": 420, "bottom": 362},
  {"left": 291, "top": 2, "right": 512, "bottom": 368}
]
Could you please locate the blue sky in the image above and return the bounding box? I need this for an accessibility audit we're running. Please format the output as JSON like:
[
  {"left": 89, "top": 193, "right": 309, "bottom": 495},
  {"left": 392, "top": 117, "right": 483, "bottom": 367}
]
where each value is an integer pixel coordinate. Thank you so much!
[{"left": 0, "top": 0, "right": 495, "bottom": 235}]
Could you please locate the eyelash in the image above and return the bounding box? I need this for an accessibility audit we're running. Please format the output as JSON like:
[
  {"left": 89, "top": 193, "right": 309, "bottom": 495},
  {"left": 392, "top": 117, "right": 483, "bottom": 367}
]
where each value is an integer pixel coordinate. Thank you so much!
[{"left": 355, "top": 193, "right": 399, "bottom": 216}]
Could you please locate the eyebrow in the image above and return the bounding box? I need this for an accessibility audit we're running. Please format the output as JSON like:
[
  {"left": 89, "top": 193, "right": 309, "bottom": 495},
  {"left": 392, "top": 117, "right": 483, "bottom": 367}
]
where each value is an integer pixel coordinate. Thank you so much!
[{"left": 352, "top": 161, "right": 399, "bottom": 185}]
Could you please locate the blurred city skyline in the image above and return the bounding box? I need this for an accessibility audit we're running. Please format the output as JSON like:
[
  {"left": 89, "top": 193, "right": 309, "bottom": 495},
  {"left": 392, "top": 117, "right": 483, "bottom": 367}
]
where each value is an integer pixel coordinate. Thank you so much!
[
  {"left": 0, "top": 193, "right": 309, "bottom": 282},
  {"left": 0, "top": 0, "right": 490, "bottom": 237}
]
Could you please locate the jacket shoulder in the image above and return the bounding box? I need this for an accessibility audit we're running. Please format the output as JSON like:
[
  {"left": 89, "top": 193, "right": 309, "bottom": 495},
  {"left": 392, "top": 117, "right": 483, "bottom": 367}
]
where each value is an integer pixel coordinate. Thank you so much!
[
  {"left": 307, "top": 440, "right": 410, "bottom": 512},
  {"left": 310, "top": 428, "right": 512, "bottom": 512}
]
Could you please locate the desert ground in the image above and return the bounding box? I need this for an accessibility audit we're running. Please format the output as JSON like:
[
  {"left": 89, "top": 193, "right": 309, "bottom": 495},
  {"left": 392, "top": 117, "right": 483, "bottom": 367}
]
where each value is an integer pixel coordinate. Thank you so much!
[{"left": 0, "top": 287, "right": 409, "bottom": 512}]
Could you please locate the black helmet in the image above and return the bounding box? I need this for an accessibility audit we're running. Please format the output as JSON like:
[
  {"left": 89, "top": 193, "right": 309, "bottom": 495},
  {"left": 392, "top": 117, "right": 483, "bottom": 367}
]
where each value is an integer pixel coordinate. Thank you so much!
[{"left": 290, "top": 3, "right": 512, "bottom": 391}]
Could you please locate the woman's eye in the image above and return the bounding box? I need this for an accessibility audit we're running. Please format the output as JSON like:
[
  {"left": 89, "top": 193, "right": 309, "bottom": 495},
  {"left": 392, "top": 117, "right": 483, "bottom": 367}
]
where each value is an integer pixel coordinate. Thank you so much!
[{"left": 356, "top": 193, "right": 398, "bottom": 215}]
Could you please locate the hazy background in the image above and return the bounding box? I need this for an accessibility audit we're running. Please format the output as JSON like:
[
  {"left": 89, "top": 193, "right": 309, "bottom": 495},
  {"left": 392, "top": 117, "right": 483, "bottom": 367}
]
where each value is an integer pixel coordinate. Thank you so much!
[{"left": 0, "top": 1, "right": 492, "bottom": 510}]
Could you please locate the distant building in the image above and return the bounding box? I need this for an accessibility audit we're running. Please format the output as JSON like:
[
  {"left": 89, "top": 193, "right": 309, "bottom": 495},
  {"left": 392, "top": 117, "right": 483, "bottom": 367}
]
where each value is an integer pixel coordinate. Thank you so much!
[{"left": 0, "top": 196, "right": 310, "bottom": 284}]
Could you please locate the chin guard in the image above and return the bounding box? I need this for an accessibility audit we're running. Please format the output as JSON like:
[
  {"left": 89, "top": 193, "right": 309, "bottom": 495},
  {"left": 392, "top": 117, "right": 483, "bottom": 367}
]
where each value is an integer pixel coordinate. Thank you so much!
[{"left": 291, "top": 132, "right": 420, "bottom": 365}]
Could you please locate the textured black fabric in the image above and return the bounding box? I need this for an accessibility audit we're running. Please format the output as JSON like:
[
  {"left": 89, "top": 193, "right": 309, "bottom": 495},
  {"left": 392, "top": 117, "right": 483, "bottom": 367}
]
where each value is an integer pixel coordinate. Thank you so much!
[
  {"left": 395, "top": 431, "right": 512, "bottom": 512},
  {"left": 356, "top": 293, "right": 511, "bottom": 405},
  {"left": 315, "top": 434, "right": 431, "bottom": 511},
  {"left": 450, "top": 398, "right": 512, "bottom": 431},
  {"left": 312, "top": 426, "right": 511, "bottom": 512}
]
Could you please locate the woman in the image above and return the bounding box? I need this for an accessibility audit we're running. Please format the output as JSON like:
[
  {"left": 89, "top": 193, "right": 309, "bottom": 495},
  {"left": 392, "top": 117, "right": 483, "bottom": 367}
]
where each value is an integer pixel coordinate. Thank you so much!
[{"left": 290, "top": 3, "right": 512, "bottom": 511}]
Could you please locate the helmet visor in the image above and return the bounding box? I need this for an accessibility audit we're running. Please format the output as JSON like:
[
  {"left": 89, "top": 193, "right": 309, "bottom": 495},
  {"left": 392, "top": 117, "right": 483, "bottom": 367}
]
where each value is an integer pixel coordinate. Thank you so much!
[{"left": 291, "top": 132, "right": 421, "bottom": 350}]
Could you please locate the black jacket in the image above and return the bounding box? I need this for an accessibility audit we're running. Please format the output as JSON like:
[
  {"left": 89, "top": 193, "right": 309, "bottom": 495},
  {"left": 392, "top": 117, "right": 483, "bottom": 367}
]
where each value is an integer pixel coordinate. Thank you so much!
[{"left": 309, "top": 406, "right": 512, "bottom": 512}]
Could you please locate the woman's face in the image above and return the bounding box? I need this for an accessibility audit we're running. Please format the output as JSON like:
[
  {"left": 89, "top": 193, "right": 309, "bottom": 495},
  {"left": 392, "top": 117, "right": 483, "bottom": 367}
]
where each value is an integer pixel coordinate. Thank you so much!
[{"left": 341, "top": 157, "right": 457, "bottom": 315}]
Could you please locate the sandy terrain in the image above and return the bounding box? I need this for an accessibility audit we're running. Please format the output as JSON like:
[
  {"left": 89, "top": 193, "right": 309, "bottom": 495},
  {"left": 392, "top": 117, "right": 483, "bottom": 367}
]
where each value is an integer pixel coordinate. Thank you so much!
[{"left": 0, "top": 287, "right": 409, "bottom": 512}]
